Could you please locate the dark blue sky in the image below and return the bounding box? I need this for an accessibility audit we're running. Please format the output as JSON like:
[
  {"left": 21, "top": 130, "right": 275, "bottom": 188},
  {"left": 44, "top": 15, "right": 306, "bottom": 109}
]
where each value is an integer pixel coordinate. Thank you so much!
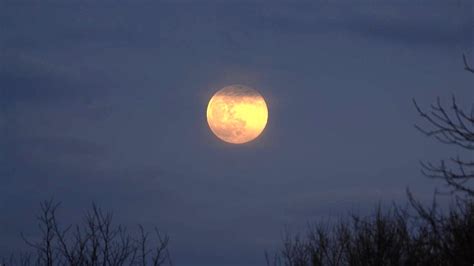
[{"left": 1, "top": 1, "right": 473, "bottom": 265}]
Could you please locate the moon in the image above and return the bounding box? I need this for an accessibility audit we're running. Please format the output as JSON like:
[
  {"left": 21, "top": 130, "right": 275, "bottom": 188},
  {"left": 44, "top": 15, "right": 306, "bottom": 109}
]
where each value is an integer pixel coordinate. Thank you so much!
[{"left": 206, "top": 85, "right": 268, "bottom": 144}]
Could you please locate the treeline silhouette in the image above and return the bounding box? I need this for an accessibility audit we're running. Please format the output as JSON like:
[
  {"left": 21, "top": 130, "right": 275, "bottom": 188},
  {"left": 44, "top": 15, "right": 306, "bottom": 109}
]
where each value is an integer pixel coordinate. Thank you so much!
[
  {"left": 266, "top": 55, "right": 474, "bottom": 266},
  {"left": 265, "top": 199, "right": 474, "bottom": 266},
  {"left": 2, "top": 202, "right": 172, "bottom": 266}
]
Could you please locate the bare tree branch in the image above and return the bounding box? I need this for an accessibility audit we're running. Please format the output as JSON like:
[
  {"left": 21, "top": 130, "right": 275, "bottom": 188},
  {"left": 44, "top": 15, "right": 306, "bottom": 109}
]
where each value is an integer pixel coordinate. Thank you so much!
[
  {"left": 15, "top": 201, "right": 172, "bottom": 266},
  {"left": 462, "top": 53, "right": 474, "bottom": 73},
  {"left": 413, "top": 95, "right": 474, "bottom": 196}
]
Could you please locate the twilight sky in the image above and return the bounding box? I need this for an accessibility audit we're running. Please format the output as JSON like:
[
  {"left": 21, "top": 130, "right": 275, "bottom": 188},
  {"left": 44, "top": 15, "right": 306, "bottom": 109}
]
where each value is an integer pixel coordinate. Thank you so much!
[{"left": 1, "top": 1, "right": 473, "bottom": 265}]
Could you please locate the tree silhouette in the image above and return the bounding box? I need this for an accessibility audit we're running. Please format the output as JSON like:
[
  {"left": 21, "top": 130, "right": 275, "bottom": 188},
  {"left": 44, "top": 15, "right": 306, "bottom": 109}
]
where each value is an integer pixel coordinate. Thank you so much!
[
  {"left": 412, "top": 53, "right": 473, "bottom": 196},
  {"left": 2, "top": 200, "right": 172, "bottom": 266},
  {"left": 266, "top": 54, "right": 474, "bottom": 266},
  {"left": 266, "top": 201, "right": 474, "bottom": 266}
]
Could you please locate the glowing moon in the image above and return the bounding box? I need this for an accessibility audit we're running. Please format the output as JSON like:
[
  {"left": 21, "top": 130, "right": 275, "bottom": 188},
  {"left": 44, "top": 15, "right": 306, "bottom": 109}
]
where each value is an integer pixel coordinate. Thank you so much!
[{"left": 206, "top": 85, "right": 268, "bottom": 144}]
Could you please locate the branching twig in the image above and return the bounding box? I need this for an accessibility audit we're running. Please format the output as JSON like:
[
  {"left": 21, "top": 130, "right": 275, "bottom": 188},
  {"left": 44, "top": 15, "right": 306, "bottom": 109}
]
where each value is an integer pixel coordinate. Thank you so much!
[{"left": 462, "top": 53, "right": 474, "bottom": 74}]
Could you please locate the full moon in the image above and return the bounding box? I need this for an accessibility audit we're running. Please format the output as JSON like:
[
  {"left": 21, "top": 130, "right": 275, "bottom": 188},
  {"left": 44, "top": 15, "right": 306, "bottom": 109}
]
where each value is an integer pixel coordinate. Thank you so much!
[{"left": 206, "top": 85, "right": 268, "bottom": 144}]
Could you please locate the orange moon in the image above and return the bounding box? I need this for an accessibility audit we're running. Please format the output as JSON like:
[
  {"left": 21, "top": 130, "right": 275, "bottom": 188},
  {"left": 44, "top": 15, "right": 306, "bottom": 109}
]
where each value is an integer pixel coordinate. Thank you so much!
[{"left": 206, "top": 85, "right": 268, "bottom": 144}]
